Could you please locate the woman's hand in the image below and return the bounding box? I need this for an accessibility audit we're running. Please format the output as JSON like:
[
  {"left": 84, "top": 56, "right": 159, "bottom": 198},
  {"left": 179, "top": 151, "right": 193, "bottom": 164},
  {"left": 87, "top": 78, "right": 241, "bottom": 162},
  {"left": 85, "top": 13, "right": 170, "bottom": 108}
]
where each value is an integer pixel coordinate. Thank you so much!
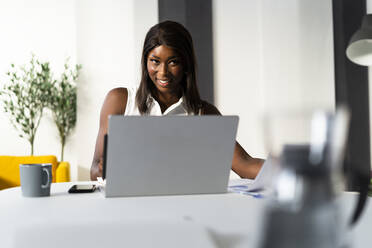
[{"left": 91, "top": 157, "right": 103, "bottom": 180}]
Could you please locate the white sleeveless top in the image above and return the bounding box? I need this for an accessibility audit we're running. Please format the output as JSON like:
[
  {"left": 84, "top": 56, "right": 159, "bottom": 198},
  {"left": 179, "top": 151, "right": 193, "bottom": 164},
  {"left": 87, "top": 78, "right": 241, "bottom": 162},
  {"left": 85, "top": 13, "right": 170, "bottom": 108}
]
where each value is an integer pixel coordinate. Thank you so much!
[{"left": 124, "top": 86, "right": 200, "bottom": 116}]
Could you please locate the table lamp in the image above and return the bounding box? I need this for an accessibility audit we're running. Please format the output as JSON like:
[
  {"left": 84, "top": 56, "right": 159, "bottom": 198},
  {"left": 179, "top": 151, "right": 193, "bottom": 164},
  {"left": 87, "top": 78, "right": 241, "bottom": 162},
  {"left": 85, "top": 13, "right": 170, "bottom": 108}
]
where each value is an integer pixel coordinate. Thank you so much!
[{"left": 346, "top": 14, "right": 372, "bottom": 66}]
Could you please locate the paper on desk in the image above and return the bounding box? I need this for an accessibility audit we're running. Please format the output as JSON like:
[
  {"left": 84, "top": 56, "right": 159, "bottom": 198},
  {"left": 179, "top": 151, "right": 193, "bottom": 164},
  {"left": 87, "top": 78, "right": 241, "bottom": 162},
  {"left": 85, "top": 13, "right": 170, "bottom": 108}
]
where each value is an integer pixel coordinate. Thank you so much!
[
  {"left": 228, "top": 156, "right": 274, "bottom": 193},
  {"left": 96, "top": 177, "right": 106, "bottom": 186}
]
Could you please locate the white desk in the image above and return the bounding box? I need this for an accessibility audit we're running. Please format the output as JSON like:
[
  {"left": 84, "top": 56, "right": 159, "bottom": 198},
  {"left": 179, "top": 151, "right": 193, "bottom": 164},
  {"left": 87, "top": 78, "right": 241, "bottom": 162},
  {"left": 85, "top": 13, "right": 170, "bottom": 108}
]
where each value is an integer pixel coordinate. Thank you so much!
[{"left": 0, "top": 182, "right": 371, "bottom": 248}]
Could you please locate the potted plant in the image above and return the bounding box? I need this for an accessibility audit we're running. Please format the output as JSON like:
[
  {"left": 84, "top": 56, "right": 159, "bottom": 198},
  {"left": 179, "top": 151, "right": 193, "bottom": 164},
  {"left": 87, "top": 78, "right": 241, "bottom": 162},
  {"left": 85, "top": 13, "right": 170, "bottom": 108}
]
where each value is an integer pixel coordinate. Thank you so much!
[
  {"left": 0, "top": 55, "right": 53, "bottom": 155},
  {"left": 46, "top": 59, "right": 81, "bottom": 182},
  {"left": 48, "top": 59, "right": 81, "bottom": 162}
]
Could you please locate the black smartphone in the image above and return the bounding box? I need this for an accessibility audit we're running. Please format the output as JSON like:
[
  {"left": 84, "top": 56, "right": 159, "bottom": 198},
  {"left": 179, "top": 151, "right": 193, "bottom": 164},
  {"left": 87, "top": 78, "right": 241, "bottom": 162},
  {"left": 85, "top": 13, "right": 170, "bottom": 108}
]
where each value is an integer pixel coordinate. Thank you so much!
[{"left": 68, "top": 184, "right": 96, "bottom": 193}]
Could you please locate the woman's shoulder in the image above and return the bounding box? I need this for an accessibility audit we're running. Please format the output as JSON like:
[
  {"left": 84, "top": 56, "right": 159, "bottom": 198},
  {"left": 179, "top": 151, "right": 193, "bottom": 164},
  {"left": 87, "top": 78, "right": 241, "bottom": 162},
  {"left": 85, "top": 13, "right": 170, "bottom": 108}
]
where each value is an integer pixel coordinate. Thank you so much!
[
  {"left": 103, "top": 87, "right": 129, "bottom": 115},
  {"left": 107, "top": 87, "right": 128, "bottom": 98},
  {"left": 200, "top": 100, "right": 221, "bottom": 115},
  {"left": 108, "top": 85, "right": 140, "bottom": 100},
  {"left": 106, "top": 87, "right": 128, "bottom": 99}
]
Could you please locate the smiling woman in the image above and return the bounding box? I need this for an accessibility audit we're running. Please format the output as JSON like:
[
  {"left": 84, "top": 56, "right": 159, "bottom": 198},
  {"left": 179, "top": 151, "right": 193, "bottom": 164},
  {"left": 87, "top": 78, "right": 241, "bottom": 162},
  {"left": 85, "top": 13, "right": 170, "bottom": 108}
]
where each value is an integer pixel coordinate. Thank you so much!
[
  {"left": 90, "top": 20, "right": 264, "bottom": 181},
  {"left": 136, "top": 21, "right": 202, "bottom": 115}
]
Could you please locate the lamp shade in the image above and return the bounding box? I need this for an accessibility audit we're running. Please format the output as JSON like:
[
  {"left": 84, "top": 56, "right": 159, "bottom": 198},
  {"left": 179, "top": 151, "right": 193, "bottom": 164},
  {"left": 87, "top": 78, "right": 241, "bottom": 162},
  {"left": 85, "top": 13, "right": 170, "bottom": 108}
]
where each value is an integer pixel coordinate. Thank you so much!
[{"left": 346, "top": 14, "right": 372, "bottom": 66}]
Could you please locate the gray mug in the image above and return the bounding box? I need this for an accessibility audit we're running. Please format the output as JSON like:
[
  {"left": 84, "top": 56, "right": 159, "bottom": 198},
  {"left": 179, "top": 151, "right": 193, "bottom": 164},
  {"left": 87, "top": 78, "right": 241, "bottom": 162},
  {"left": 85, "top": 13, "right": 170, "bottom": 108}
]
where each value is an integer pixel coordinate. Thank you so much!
[{"left": 19, "top": 163, "right": 52, "bottom": 197}]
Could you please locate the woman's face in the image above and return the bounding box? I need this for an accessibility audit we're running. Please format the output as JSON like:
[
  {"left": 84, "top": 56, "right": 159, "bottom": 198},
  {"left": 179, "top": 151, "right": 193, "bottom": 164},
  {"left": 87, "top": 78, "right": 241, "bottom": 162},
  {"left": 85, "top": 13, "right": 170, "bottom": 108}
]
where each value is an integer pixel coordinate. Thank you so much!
[{"left": 147, "top": 45, "right": 184, "bottom": 95}]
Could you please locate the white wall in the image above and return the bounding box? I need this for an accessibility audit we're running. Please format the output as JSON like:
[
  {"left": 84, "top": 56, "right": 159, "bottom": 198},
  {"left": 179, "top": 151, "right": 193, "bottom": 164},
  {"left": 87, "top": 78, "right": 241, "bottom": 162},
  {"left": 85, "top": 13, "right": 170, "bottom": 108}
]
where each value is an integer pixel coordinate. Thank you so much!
[
  {"left": 213, "top": 0, "right": 335, "bottom": 161},
  {"left": 213, "top": 0, "right": 265, "bottom": 160},
  {"left": 75, "top": 0, "right": 158, "bottom": 180},
  {"left": 0, "top": 0, "right": 77, "bottom": 166}
]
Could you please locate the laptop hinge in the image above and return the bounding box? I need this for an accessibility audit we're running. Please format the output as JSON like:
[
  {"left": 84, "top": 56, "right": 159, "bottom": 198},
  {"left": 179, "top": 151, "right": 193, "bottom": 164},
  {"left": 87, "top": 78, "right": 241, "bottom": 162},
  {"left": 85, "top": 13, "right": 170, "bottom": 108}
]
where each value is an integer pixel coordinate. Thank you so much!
[{"left": 103, "top": 134, "right": 108, "bottom": 180}]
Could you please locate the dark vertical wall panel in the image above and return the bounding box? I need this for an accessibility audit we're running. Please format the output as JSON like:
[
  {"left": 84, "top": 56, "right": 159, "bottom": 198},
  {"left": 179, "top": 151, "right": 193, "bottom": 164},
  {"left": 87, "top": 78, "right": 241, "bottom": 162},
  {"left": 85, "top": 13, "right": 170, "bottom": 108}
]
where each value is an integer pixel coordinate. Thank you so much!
[
  {"left": 332, "top": 0, "right": 370, "bottom": 191},
  {"left": 158, "top": 0, "right": 214, "bottom": 104},
  {"left": 158, "top": 0, "right": 186, "bottom": 24}
]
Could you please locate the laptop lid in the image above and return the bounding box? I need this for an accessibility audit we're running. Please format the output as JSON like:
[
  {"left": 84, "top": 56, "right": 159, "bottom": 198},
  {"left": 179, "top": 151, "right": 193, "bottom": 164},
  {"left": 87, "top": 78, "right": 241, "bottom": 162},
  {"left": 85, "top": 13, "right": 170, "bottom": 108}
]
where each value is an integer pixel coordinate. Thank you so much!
[{"left": 105, "top": 115, "right": 239, "bottom": 197}]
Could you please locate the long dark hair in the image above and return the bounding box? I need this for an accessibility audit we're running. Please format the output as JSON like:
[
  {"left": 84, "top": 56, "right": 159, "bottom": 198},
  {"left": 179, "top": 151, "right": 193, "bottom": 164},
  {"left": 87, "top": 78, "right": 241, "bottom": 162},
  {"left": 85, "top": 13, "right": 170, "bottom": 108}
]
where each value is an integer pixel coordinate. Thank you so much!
[{"left": 136, "top": 20, "right": 202, "bottom": 114}]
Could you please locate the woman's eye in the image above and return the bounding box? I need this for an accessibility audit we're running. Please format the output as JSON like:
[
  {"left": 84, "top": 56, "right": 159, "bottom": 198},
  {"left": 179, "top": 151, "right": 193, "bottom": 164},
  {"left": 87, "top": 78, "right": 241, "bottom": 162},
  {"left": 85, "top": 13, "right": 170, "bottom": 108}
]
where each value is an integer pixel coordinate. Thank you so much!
[
  {"left": 169, "top": 60, "right": 179, "bottom": 66},
  {"left": 150, "top": 59, "right": 159, "bottom": 64}
]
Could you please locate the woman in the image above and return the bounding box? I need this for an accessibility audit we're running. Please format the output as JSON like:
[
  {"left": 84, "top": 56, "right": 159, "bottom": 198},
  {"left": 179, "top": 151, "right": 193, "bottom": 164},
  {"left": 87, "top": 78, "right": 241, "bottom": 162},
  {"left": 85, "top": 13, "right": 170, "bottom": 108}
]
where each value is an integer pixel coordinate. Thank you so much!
[{"left": 90, "top": 21, "right": 264, "bottom": 180}]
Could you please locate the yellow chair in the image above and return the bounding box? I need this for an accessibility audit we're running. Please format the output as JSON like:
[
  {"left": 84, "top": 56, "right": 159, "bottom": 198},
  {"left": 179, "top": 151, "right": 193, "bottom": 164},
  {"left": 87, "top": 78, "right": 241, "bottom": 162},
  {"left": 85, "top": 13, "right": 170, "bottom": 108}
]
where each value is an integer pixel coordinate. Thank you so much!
[
  {"left": 0, "top": 155, "right": 70, "bottom": 190},
  {"left": 56, "top": 161, "right": 70, "bottom": 183}
]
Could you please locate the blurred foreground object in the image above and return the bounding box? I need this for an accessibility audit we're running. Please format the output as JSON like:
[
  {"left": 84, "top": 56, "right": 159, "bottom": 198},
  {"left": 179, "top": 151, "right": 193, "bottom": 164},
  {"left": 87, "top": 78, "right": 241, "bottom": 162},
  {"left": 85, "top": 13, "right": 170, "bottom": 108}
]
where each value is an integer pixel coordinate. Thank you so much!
[{"left": 259, "top": 108, "right": 361, "bottom": 248}]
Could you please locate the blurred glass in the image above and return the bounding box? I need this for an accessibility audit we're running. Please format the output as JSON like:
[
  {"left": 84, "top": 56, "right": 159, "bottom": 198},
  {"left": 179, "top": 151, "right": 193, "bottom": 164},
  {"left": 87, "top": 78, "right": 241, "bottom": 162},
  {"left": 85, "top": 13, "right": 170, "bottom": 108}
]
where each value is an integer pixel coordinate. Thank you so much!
[
  {"left": 263, "top": 107, "right": 349, "bottom": 165},
  {"left": 263, "top": 109, "right": 315, "bottom": 160},
  {"left": 259, "top": 107, "right": 351, "bottom": 248}
]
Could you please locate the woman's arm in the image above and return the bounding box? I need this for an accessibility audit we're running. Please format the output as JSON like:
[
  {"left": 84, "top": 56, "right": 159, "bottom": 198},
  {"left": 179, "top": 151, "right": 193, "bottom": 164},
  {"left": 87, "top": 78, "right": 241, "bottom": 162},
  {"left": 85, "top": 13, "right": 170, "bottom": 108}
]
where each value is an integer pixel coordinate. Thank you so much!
[
  {"left": 202, "top": 102, "right": 264, "bottom": 179},
  {"left": 231, "top": 142, "right": 264, "bottom": 179},
  {"left": 90, "top": 88, "right": 128, "bottom": 180}
]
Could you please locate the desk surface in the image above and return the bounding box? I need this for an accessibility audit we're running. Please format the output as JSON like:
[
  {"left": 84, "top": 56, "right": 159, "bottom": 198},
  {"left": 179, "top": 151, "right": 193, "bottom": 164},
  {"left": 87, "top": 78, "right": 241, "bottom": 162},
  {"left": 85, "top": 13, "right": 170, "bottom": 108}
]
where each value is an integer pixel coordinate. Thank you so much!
[{"left": 0, "top": 182, "right": 371, "bottom": 248}]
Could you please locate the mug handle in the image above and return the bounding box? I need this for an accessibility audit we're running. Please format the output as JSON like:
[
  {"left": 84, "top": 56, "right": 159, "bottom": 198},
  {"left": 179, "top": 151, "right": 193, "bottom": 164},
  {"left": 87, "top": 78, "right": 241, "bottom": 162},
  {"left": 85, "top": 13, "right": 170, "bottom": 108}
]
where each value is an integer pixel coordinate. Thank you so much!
[{"left": 41, "top": 167, "right": 51, "bottom": 189}]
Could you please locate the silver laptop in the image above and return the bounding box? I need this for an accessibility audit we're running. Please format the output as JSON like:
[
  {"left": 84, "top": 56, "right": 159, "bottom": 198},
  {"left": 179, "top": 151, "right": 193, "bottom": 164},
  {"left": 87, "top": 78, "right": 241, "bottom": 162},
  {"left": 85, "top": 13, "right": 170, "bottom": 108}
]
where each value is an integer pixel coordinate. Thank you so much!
[{"left": 103, "top": 115, "right": 239, "bottom": 197}]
